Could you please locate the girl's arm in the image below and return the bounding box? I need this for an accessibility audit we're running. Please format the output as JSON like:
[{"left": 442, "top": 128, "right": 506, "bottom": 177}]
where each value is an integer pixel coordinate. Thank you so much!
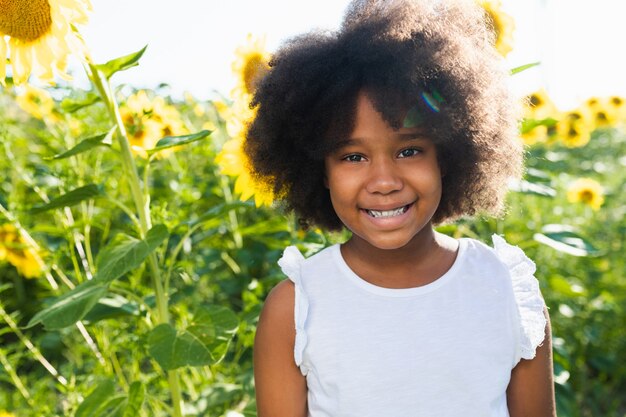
[
  {"left": 507, "top": 308, "right": 557, "bottom": 417},
  {"left": 254, "top": 279, "right": 308, "bottom": 417}
]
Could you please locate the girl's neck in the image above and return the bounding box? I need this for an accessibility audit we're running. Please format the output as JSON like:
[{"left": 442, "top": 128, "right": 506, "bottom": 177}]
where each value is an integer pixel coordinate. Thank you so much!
[{"left": 340, "top": 228, "right": 459, "bottom": 289}]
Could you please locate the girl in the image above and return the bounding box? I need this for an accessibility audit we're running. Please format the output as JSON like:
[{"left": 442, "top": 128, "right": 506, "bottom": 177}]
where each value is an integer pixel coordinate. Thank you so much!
[{"left": 248, "top": 0, "right": 556, "bottom": 416}]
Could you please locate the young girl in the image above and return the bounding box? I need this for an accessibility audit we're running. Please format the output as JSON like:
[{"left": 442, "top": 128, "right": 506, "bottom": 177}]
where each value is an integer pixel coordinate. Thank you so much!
[{"left": 248, "top": 0, "right": 556, "bottom": 415}]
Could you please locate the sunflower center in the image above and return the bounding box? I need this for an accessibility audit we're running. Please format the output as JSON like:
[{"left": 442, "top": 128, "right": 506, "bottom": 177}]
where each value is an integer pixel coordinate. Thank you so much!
[
  {"left": 243, "top": 54, "right": 268, "bottom": 95},
  {"left": 579, "top": 190, "right": 594, "bottom": 203},
  {"left": 529, "top": 94, "right": 543, "bottom": 107},
  {"left": 0, "top": 0, "right": 52, "bottom": 42}
]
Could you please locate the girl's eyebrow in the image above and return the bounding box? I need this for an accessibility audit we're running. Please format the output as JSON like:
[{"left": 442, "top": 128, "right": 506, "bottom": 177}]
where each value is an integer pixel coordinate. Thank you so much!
[
  {"left": 333, "top": 133, "right": 429, "bottom": 150},
  {"left": 394, "top": 131, "right": 430, "bottom": 140}
]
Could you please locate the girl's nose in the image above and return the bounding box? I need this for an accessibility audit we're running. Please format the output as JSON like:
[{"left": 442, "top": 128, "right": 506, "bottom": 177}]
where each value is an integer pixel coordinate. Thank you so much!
[{"left": 365, "top": 158, "right": 403, "bottom": 195}]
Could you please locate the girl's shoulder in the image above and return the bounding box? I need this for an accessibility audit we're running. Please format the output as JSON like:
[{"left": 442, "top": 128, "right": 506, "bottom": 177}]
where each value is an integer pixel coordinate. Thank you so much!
[{"left": 466, "top": 235, "right": 547, "bottom": 361}]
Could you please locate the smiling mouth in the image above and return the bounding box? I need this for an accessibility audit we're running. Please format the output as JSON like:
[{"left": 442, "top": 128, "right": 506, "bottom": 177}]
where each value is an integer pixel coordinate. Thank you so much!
[{"left": 365, "top": 204, "right": 411, "bottom": 218}]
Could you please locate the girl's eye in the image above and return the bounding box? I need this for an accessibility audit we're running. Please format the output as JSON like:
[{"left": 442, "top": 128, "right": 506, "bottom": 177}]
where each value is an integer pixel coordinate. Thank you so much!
[
  {"left": 343, "top": 154, "right": 365, "bottom": 162},
  {"left": 398, "top": 148, "right": 421, "bottom": 158}
]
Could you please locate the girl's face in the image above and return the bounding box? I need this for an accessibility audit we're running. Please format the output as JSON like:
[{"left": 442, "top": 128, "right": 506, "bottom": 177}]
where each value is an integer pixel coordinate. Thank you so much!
[{"left": 324, "top": 92, "right": 442, "bottom": 251}]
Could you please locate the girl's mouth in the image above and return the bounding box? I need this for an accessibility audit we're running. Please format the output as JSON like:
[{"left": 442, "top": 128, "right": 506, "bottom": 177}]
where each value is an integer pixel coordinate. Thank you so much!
[{"left": 365, "top": 204, "right": 411, "bottom": 218}]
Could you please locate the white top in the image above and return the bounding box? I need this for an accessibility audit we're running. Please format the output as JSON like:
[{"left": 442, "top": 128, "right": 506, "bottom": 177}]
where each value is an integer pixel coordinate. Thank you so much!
[{"left": 277, "top": 235, "right": 546, "bottom": 417}]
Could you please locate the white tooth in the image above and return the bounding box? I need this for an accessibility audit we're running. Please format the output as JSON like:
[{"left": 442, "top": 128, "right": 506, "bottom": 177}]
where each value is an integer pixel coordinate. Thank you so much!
[{"left": 368, "top": 206, "right": 405, "bottom": 218}]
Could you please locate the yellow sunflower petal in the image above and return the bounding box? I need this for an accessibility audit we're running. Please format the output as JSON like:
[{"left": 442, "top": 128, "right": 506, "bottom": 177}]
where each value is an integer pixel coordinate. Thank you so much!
[
  {"left": 0, "top": 38, "right": 7, "bottom": 85},
  {"left": 477, "top": 0, "right": 515, "bottom": 57}
]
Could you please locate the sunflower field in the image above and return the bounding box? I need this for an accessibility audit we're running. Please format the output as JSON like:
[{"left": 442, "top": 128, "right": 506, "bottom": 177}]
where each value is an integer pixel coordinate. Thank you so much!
[{"left": 0, "top": 1, "right": 625, "bottom": 417}]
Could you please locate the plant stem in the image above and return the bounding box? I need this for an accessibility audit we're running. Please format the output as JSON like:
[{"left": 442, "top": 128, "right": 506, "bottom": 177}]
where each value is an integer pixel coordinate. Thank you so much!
[
  {"left": 86, "top": 62, "right": 183, "bottom": 417},
  {"left": 0, "top": 303, "right": 68, "bottom": 386},
  {"left": 0, "top": 348, "right": 34, "bottom": 406}
]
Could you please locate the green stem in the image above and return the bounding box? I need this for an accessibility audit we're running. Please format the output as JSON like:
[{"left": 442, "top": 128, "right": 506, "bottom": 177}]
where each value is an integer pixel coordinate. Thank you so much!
[
  {"left": 0, "top": 348, "right": 34, "bottom": 406},
  {"left": 0, "top": 303, "right": 68, "bottom": 386},
  {"left": 86, "top": 62, "right": 182, "bottom": 417},
  {"left": 220, "top": 176, "right": 243, "bottom": 249}
]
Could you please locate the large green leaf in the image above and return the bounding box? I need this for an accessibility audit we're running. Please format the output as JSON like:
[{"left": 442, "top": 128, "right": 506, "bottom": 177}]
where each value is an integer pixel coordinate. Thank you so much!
[
  {"left": 95, "top": 224, "right": 169, "bottom": 283},
  {"left": 60, "top": 92, "right": 101, "bottom": 113},
  {"left": 122, "top": 381, "right": 145, "bottom": 417},
  {"left": 83, "top": 294, "right": 140, "bottom": 323},
  {"left": 534, "top": 224, "right": 600, "bottom": 257},
  {"left": 96, "top": 46, "right": 148, "bottom": 79},
  {"left": 29, "top": 184, "right": 103, "bottom": 214},
  {"left": 147, "top": 130, "right": 212, "bottom": 154},
  {"left": 46, "top": 127, "right": 115, "bottom": 160},
  {"left": 75, "top": 378, "right": 130, "bottom": 417},
  {"left": 75, "top": 379, "right": 116, "bottom": 417},
  {"left": 147, "top": 305, "right": 239, "bottom": 370},
  {"left": 26, "top": 281, "right": 108, "bottom": 330}
]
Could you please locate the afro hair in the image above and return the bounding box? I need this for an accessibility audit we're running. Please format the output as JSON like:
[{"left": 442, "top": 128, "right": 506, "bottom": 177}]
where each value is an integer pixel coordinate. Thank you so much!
[{"left": 244, "top": 0, "right": 522, "bottom": 231}]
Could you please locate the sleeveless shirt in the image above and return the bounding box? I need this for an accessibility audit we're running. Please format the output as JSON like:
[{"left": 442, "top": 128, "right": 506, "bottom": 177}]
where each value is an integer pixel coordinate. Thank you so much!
[{"left": 277, "top": 235, "right": 546, "bottom": 417}]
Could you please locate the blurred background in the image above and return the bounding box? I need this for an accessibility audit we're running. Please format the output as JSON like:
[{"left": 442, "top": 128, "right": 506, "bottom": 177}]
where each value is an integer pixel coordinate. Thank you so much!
[{"left": 79, "top": 0, "right": 626, "bottom": 108}]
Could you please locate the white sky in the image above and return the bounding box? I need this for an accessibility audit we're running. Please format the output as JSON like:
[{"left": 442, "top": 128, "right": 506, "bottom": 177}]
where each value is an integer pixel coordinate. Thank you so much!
[{"left": 79, "top": 0, "right": 626, "bottom": 110}]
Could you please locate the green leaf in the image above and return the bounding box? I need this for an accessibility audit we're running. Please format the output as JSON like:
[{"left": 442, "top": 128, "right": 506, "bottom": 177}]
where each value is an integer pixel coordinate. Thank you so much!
[
  {"left": 95, "top": 224, "right": 169, "bottom": 284},
  {"left": 186, "top": 201, "right": 251, "bottom": 228},
  {"left": 75, "top": 379, "right": 115, "bottom": 417},
  {"left": 147, "top": 324, "right": 178, "bottom": 370},
  {"left": 29, "top": 184, "right": 103, "bottom": 214},
  {"left": 147, "top": 305, "right": 239, "bottom": 370},
  {"left": 26, "top": 281, "right": 108, "bottom": 330},
  {"left": 534, "top": 224, "right": 600, "bottom": 257},
  {"left": 46, "top": 127, "right": 116, "bottom": 160},
  {"left": 96, "top": 396, "right": 127, "bottom": 417},
  {"left": 525, "top": 168, "right": 552, "bottom": 183},
  {"left": 122, "top": 382, "right": 145, "bottom": 417},
  {"left": 511, "top": 62, "right": 540, "bottom": 75},
  {"left": 96, "top": 45, "right": 148, "bottom": 79},
  {"left": 193, "top": 305, "right": 239, "bottom": 363},
  {"left": 60, "top": 92, "right": 101, "bottom": 113},
  {"left": 83, "top": 294, "right": 140, "bottom": 323},
  {"left": 508, "top": 179, "right": 556, "bottom": 197},
  {"left": 147, "top": 130, "right": 212, "bottom": 154},
  {"left": 520, "top": 117, "right": 558, "bottom": 134}
]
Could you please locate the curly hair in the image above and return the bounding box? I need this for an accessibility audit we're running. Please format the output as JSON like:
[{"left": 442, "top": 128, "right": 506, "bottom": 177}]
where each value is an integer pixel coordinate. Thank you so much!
[{"left": 245, "top": 0, "right": 522, "bottom": 231}]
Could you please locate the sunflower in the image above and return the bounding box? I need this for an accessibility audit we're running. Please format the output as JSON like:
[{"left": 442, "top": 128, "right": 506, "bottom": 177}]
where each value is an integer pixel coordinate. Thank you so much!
[
  {"left": 215, "top": 102, "right": 274, "bottom": 207},
  {"left": 567, "top": 178, "right": 605, "bottom": 211},
  {"left": 583, "top": 97, "right": 619, "bottom": 129},
  {"left": 14, "top": 83, "right": 59, "bottom": 121},
  {"left": 216, "top": 136, "right": 274, "bottom": 208},
  {"left": 477, "top": 0, "right": 515, "bottom": 57},
  {"left": 524, "top": 89, "right": 558, "bottom": 121},
  {"left": 231, "top": 34, "right": 271, "bottom": 103},
  {"left": 0, "top": 0, "right": 92, "bottom": 85},
  {"left": 0, "top": 412, "right": 16, "bottom": 417},
  {"left": 607, "top": 95, "right": 626, "bottom": 124},
  {"left": 0, "top": 223, "right": 42, "bottom": 278},
  {"left": 216, "top": 36, "right": 275, "bottom": 207},
  {"left": 556, "top": 109, "right": 592, "bottom": 148},
  {"left": 120, "top": 90, "right": 188, "bottom": 157}
]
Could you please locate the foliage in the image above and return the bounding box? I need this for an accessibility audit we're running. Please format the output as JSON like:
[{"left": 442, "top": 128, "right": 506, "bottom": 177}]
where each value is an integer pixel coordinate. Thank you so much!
[{"left": 0, "top": 6, "right": 625, "bottom": 417}]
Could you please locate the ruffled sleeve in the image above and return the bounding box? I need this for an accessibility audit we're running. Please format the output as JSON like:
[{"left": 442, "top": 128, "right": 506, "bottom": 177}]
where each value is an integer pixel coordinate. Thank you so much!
[
  {"left": 492, "top": 235, "right": 547, "bottom": 361},
  {"left": 277, "top": 246, "right": 309, "bottom": 375}
]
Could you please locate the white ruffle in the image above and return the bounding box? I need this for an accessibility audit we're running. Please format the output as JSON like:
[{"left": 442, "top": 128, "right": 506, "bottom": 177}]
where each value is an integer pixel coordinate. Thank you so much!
[
  {"left": 492, "top": 235, "right": 547, "bottom": 361},
  {"left": 277, "top": 246, "right": 309, "bottom": 374}
]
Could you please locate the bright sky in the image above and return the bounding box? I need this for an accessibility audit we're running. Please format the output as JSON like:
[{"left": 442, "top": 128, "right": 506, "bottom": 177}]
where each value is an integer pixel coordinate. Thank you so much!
[{"left": 80, "top": 0, "right": 626, "bottom": 110}]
